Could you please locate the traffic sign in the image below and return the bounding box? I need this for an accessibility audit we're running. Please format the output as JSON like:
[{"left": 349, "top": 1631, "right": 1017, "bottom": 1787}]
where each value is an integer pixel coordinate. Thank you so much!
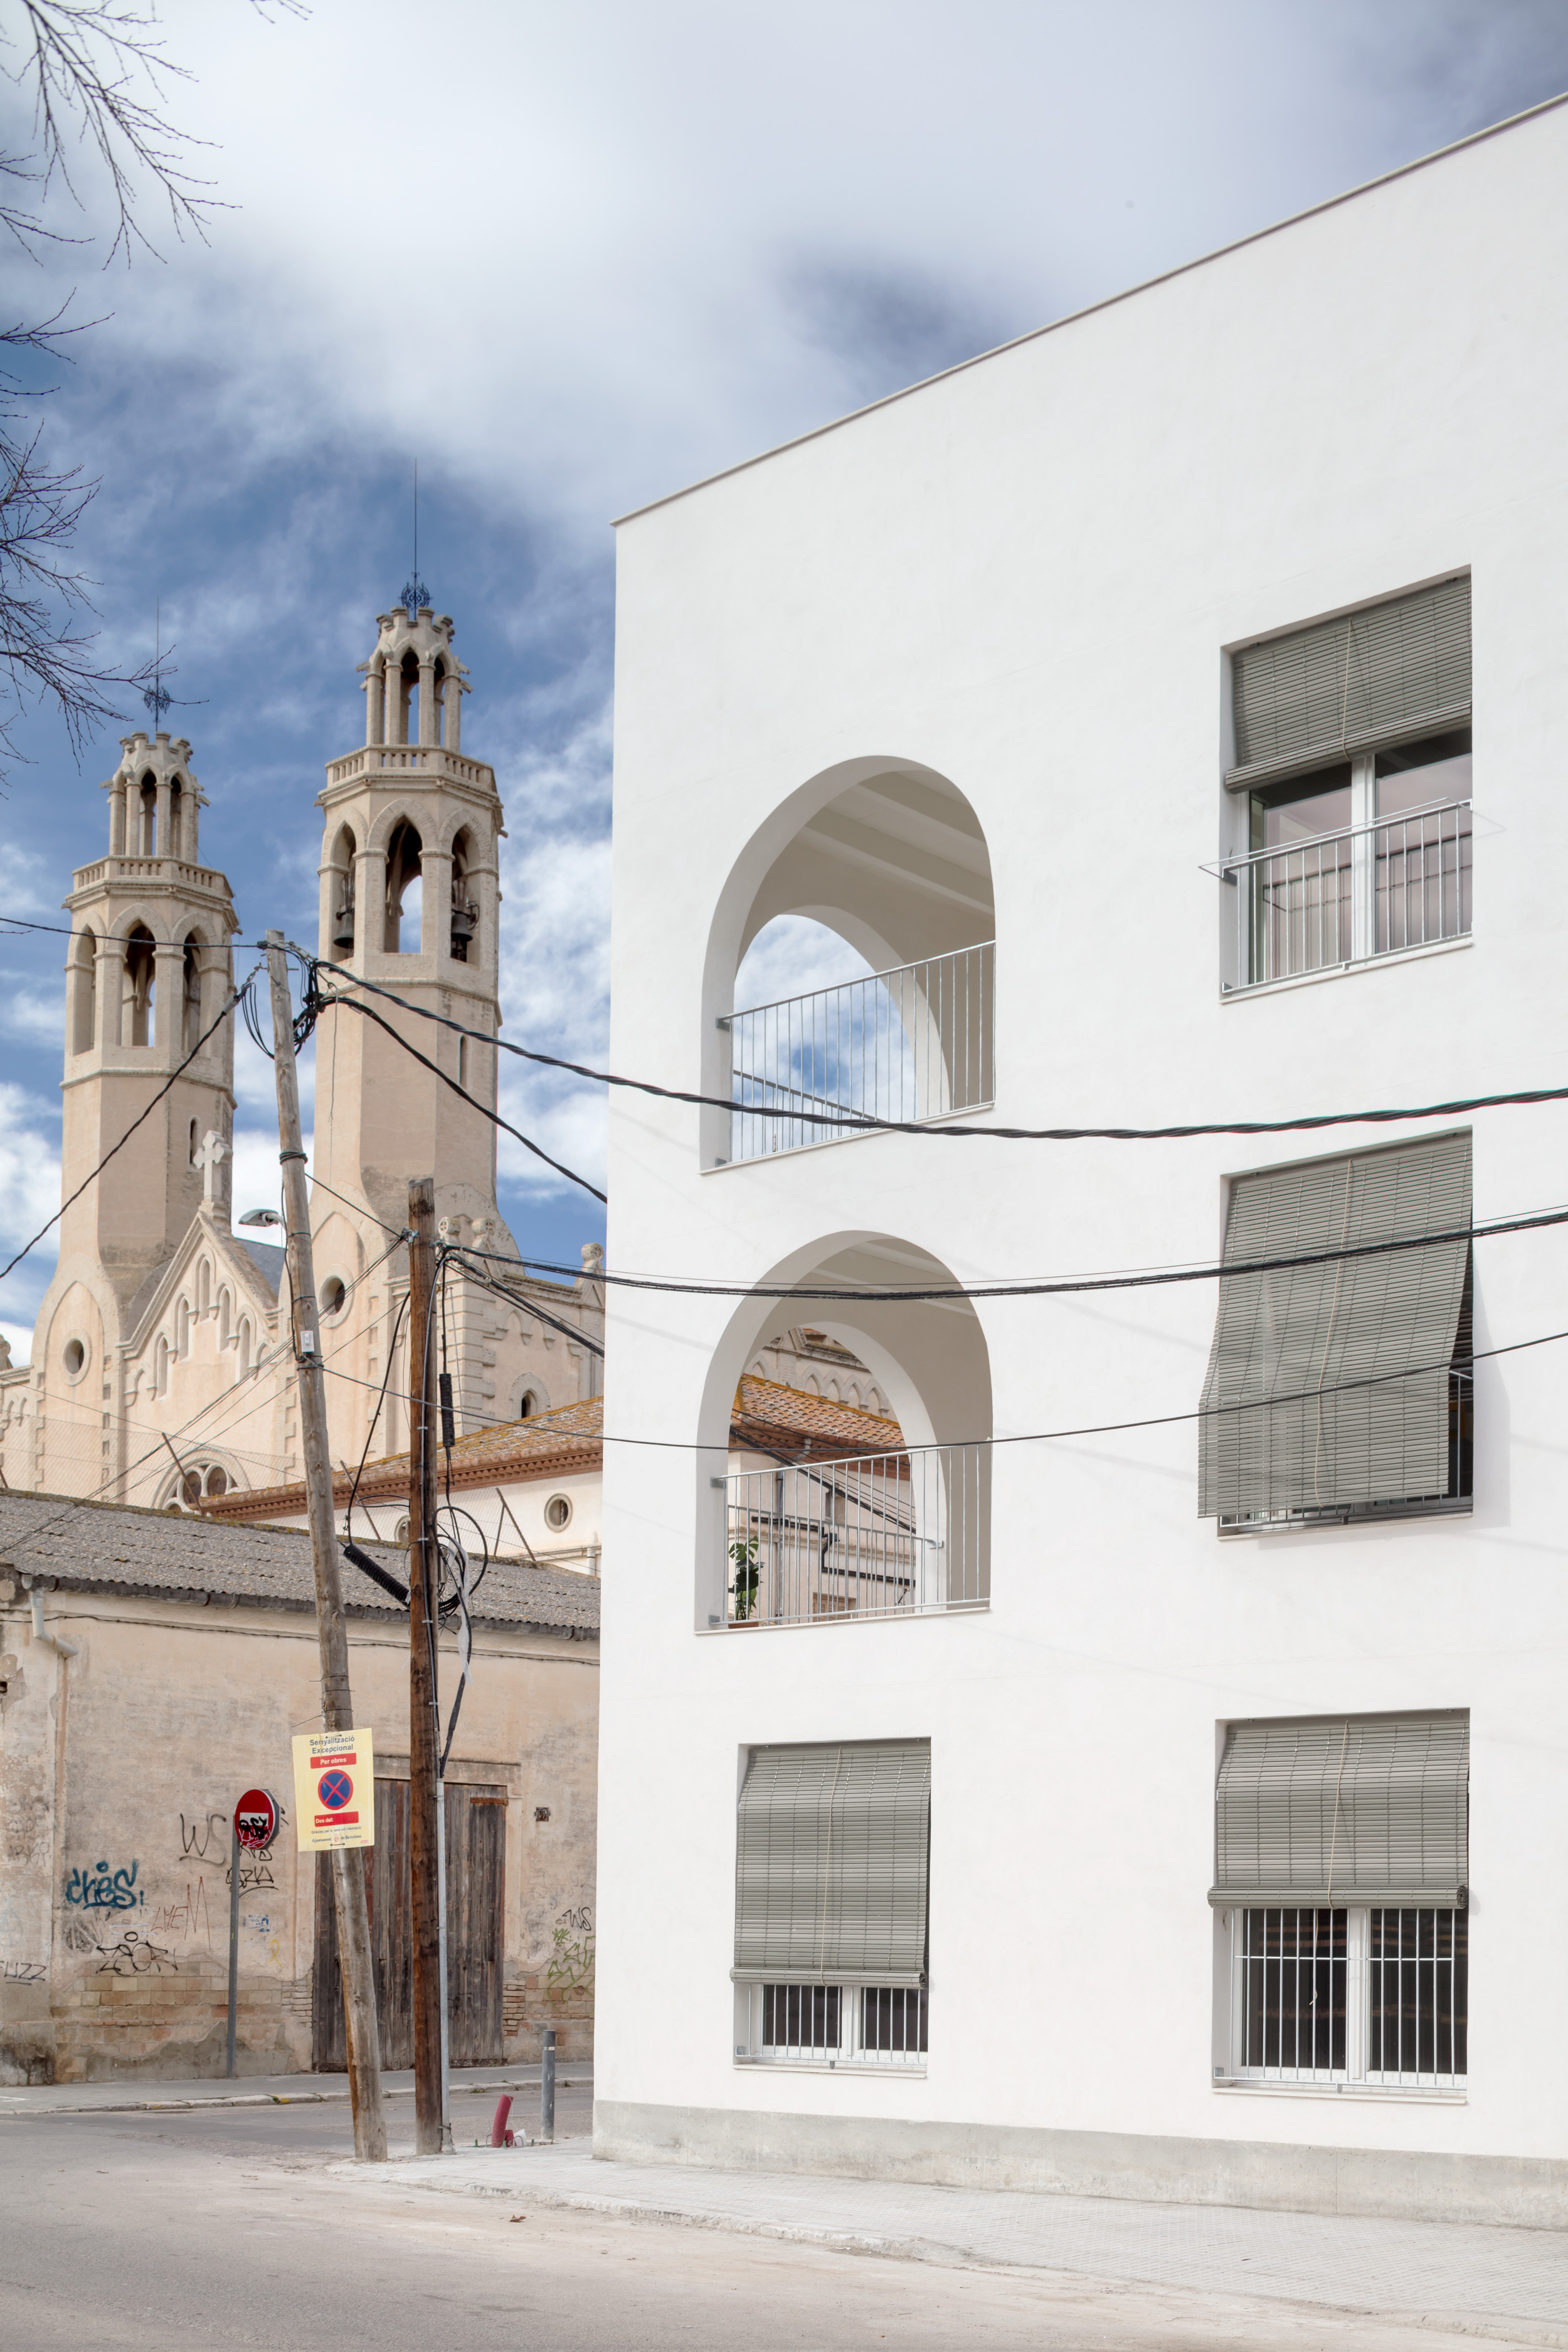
[
  {"left": 291, "top": 1727, "right": 376, "bottom": 1851},
  {"left": 235, "top": 1788, "right": 280, "bottom": 1851}
]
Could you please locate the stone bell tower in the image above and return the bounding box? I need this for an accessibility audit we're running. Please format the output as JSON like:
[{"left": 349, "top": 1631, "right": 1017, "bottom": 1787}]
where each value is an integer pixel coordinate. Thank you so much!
[
  {"left": 310, "top": 597, "right": 514, "bottom": 1242},
  {"left": 56, "top": 730, "right": 238, "bottom": 1305}
]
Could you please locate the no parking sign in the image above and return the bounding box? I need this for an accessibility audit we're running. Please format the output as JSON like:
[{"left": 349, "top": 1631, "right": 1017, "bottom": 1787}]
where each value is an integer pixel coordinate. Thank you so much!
[{"left": 290, "top": 1727, "right": 376, "bottom": 1851}]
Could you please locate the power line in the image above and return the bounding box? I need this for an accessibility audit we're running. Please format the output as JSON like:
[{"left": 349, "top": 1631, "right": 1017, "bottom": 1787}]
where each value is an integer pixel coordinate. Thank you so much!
[
  {"left": 313, "top": 977, "right": 606, "bottom": 1204},
  {"left": 305, "top": 1323, "right": 1565, "bottom": 1458},
  {"left": 451, "top": 1200, "right": 1563, "bottom": 1306},
  {"left": 300, "top": 953, "right": 1568, "bottom": 1148},
  {"left": 0, "top": 961, "right": 265, "bottom": 1287},
  {"left": 0, "top": 915, "right": 80, "bottom": 938}
]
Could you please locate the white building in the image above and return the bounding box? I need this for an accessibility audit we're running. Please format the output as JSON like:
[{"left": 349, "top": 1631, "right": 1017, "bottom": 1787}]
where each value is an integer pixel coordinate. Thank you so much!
[{"left": 595, "top": 97, "right": 1568, "bottom": 2224}]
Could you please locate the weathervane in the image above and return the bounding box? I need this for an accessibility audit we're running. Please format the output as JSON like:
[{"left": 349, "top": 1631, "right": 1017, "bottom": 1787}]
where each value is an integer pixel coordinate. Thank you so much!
[
  {"left": 400, "top": 460, "right": 430, "bottom": 612},
  {"left": 142, "top": 598, "right": 172, "bottom": 723}
]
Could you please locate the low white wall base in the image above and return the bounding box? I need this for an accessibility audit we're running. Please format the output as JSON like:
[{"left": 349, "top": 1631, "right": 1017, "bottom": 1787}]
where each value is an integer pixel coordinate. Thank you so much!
[{"left": 591, "top": 2102, "right": 1568, "bottom": 2230}]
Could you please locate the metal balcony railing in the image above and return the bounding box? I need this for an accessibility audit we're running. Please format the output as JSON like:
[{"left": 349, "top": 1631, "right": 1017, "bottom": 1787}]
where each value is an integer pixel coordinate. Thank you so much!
[
  {"left": 724, "top": 1443, "right": 986, "bottom": 1627},
  {"left": 1223, "top": 800, "right": 1471, "bottom": 990},
  {"left": 723, "top": 941, "right": 994, "bottom": 1163}
]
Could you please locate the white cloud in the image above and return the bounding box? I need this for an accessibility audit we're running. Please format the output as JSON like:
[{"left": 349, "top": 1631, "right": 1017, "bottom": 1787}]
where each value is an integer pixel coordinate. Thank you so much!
[
  {"left": 736, "top": 918, "right": 876, "bottom": 1014},
  {"left": 0, "top": 1082, "right": 63, "bottom": 1334},
  {"left": 0, "top": 1322, "right": 32, "bottom": 1369}
]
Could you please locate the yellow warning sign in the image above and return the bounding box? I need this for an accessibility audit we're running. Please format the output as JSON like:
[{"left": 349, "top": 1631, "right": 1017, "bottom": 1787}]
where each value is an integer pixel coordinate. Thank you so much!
[{"left": 291, "top": 1727, "right": 376, "bottom": 1851}]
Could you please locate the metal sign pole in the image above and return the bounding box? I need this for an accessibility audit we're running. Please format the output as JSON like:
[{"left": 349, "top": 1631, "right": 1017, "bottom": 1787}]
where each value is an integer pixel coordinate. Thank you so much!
[{"left": 225, "top": 1816, "right": 240, "bottom": 2079}]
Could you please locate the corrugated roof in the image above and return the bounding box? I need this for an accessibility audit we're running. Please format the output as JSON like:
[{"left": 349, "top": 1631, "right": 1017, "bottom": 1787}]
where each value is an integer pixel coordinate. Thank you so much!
[{"left": 0, "top": 1490, "right": 598, "bottom": 1635}]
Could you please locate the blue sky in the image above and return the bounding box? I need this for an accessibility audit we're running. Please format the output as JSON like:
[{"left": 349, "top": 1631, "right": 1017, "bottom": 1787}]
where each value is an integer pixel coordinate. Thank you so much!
[{"left": 3, "top": 0, "right": 1567, "bottom": 1358}]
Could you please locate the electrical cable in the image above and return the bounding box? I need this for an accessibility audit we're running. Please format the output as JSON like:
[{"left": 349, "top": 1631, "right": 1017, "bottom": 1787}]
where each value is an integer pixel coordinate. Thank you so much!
[
  {"left": 451, "top": 1256, "right": 606, "bottom": 1359},
  {"left": 451, "top": 1202, "right": 1565, "bottom": 1306},
  {"left": 0, "top": 961, "right": 265, "bottom": 1286},
  {"left": 0, "top": 915, "right": 80, "bottom": 937},
  {"left": 300, "top": 953, "right": 1568, "bottom": 1149},
  {"left": 341, "top": 1291, "right": 411, "bottom": 1609},
  {"left": 305, "top": 1321, "right": 1568, "bottom": 1458}
]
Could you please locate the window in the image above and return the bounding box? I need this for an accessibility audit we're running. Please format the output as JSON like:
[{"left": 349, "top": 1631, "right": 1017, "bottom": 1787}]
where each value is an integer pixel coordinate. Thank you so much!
[
  {"left": 62, "top": 1337, "right": 86, "bottom": 1380},
  {"left": 733, "top": 1740, "right": 930, "bottom": 2072},
  {"left": 1212, "top": 1712, "right": 1469, "bottom": 2094},
  {"left": 320, "top": 1276, "right": 347, "bottom": 1320},
  {"left": 1199, "top": 1131, "right": 1473, "bottom": 1530},
  {"left": 1224, "top": 577, "right": 1472, "bottom": 988},
  {"left": 543, "top": 1493, "right": 572, "bottom": 1532}
]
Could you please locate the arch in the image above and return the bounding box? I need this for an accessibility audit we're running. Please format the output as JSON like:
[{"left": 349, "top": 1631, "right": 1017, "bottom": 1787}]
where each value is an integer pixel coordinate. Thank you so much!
[
  {"left": 167, "top": 776, "right": 184, "bottom": 860},
  {"left": 175, "top": 1296, "right": 190, "bottom": 1358},
  {"left": 217, "top": 1285, "right": 231, "bottom": 1347},
  {"left": 137, "top": 773, "right": 157, "bottom": 856},
  {"left": 188, "top": 1117, "right": 199, "bottom": 1167},
  {"left": 181, "top": 930, "right": 204, "bottom": 1055},
  {"left": 699, "top": 758, "right": 996, "bottom": 1168},
  {"left": 70, "top": 926, "right": 97, "bottom": 1056},
  {"left": 511, "top": 1377, "right": 546, "bottom": 1420},
  {"left": 449, "top": 825, "right": 478, "bottom": 963},
  {"left": 328, "top": 822, "right": 358, "bottom": 960},
  {"left": 155, "top": 1334, "right": 170, "bottom": 1395},
  {"left": 196, "top": 1258, "right": 211, "bottom": 1316},
  {"left": 235, "top": 1316, "right": 252, "bottom": 1380},
  {"left": 124, "top": 924, "right": 156, "bottom": 1047},
  {"left": 384, "top": 818, "right": 423, "bottom": 953},
  {"left": 694, "top": 1230, "right": 993, "bottom": 1626}
]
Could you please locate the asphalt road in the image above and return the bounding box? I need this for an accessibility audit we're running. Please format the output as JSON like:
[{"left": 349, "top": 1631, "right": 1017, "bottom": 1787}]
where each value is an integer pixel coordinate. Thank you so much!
[{"left": 3, "top": 2101, "right": 1552, "bottom": 2351}]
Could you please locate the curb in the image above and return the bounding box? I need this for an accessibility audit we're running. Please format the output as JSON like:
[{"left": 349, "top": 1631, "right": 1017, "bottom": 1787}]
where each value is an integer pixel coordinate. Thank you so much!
[{"left": 2, "top": 2075, "right": 589, "bottom": 2120}]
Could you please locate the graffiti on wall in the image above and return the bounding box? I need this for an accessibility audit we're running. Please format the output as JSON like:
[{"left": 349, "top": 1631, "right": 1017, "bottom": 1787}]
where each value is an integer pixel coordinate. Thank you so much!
[
  {"left": 96, "top": 1931, "right": 176, "bottom": 1976},
  {"left": 63, "top": 1859, "right": 144, "bottom": 1910},
  {"left": 149, "top": 1880, "right": 213, "bottom": 1950},
  {"left": 546, "top": 1904, "right": 595, "bottom": 2000},
  {"left": 177, "top": 1805, "right": 287, "bottom": 1891},
  {"left": 2, "top": 1958, "right": 46, "bottom": 1983}
]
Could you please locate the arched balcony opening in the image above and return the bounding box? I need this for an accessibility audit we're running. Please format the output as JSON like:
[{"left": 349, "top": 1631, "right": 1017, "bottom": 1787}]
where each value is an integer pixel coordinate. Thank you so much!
[
  {"left": 124, "top": 925, "right": 156, "bottom": 1047},
  {"left": 137, "top": 774, "right": 156, "bottom": 856},
  {"left": 392, "top": 651, "right": 419, "bottom": 746},
  {"left": 168, "top": 777, "right": 184, "bottom": 861},
  {"left": 695, "top": 1231, "right": 992, "bottom": 1631},
  {"left": 450, "top": 826, "right": 478, "bottom": 963},
  {"left": 702, "top": 759, "right": 995, "bottom": 1168},
  {"left": 384, "top": 820, "right": 423, "bottom": 952},
  {"left": 182, "top": 930, "right": 204, "bottom": 1055},
  {"left": 327, "top": 824, "right": 358, "bottom": 960},
  {"left": 70, "top": 927, "right": 97, "bottom": 1056}
]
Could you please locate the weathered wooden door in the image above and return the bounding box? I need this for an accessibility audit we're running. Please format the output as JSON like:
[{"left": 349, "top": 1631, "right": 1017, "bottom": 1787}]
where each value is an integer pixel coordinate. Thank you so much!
[{"left": 312, "top": 1778, "right": 504, "bottom": 2070}]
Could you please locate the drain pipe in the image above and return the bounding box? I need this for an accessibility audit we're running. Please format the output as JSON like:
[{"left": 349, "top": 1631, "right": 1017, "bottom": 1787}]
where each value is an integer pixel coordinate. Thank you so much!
[{"left": 23, "top": 1580, "right": 78, "bottom": 1658}]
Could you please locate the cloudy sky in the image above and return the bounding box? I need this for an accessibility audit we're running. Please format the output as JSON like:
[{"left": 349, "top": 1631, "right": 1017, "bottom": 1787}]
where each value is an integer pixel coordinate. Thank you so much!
[{"left": 2, "top": 0, "right": 1566, "bottom": 1358}]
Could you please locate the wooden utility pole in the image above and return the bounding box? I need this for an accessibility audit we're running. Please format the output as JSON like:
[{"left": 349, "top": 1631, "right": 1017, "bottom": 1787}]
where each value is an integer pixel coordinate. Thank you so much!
[
  {"left": 407, "top": 1174, "right": 444, "bottom": 2155},
  {"left": 265, "top": 933, "right": 386, "bottom": 2163}
]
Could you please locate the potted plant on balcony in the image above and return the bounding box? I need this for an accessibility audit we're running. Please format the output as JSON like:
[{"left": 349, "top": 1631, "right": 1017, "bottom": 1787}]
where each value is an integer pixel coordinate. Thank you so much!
[{"left": 729, "top": 1535, "right": 760, "bottom": 1624}]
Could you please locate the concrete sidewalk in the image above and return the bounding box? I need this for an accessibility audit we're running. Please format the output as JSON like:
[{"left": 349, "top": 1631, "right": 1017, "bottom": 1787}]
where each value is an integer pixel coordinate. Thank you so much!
[
  {"left": 359, "top": 2139, "right": 1568, "bottom": 2347},
  {"left": 1, "top": 2060, "right": 593, "bottom": 2117}
]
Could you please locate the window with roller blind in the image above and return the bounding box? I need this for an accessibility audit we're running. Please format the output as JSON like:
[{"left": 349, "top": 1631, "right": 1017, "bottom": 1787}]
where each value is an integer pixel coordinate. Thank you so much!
[
  {"left": 1210, "top": 1712, "right": 1469, "bottom": 2095},
  {"left": 1221, "top": 576, "right": 1472, "bottom": 990},
  {"left": 732, "top": 1739, "right": 930, "bottom": 2071},
  {"left": 1198, "top": 1131, "right": 1473, "bottom": 1532}
]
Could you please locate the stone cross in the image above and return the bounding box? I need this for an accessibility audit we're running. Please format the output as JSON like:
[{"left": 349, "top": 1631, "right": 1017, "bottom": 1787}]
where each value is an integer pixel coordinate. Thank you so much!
[{"left": 194, "top": 1128, "right": 228, "bottom": 1208}]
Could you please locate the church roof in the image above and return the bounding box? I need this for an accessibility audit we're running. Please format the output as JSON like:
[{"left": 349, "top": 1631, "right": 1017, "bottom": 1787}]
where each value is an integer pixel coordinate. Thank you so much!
[
  {"left": 236, "top": 1238, "right": 287, "bottom": 1295},
  {"left": 0, "top": 1490, "right": 598, "bottom": 1636}
]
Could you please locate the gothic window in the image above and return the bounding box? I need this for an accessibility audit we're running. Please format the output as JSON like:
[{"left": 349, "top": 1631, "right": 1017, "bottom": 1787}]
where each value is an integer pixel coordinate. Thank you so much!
[
  {"left": 182, "top": 933, "right": 203, "bottom": 1055},
  {"left": 138, "top": 775, "right": 156, "bottom": 856},
  {"left": 155, "top": 1335, "right": 169, "bottom": 1394},
  {"left": 124, "top": 926, "right": 156, "bottom": 1047},
  {"left": 197, "top": 1259, "right": 211, "bottom": 1316},
  {"left": 330, "top": 825, "right": 357, "bottom": 959},
  {"left": 218, "top": 1286, "right": 231, "bottom": 1348},
  {"left": 189, "top": 1118, "right": 199, "bottom": 1166},
  {"left": 175, "top": 1298, "right": 190, "bottom": 1358},
  {"left": 235, "top": 1318, "right": 251, "bottom": 1380},
  {"left": 384, "top": 820, "right": 423, "bottom": 953},
  {"left": 168, "top": 778, "right": 183, "bottom": 860},
  {"left": 450, "top": 829, "right": 477, "bottom": 961}
]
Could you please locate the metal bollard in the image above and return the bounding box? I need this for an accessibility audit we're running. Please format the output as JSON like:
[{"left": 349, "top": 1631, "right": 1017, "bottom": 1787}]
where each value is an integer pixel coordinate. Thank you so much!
[{"left": 541, "top": 2027, "right": 556, "bottom": 2144}]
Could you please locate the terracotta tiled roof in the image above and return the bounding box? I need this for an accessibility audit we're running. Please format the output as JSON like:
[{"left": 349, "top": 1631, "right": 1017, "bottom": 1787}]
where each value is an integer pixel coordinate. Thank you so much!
[
  {"left": 730, "top": 1376, "right": 904, "bottom": 1460},
  {"left": 200, "top": 1377, "right": 906, "bottom": 1529},
  {"left": 0, "top": 1490, "right": 598, "bottom": 1634},
  {"left": 201, "top": 1396, "right": 605, "bottom": 1522}
]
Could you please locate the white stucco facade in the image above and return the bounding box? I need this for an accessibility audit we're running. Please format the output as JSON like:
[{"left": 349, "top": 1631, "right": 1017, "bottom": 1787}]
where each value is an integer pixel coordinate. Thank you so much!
[{"left": 596, "top": 99, "right": 1568, "bottom": 2222}]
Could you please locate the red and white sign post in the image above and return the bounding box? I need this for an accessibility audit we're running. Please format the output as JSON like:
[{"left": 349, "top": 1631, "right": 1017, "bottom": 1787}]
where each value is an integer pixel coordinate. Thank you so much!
[{"left": 227, "top": 1786, "right": 282, "bottom": 2079}]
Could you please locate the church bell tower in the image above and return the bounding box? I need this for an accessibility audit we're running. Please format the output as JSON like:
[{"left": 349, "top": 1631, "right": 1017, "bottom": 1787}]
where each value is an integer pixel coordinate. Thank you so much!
[{"left": 312, "top": 603, "right": 512, "bottom": 1248}]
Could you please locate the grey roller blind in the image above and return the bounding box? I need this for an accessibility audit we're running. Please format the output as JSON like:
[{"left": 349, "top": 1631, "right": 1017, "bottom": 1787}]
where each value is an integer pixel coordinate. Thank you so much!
[
  {"left": 1198, "top": 1131, "right": 1470, "bottom": 1520},
  {"left": 733, "top": 1740, "right": 930, "bottom": 1988},
  {"left": 1229, "top": 575, "right": 1470, "bottom": 786},
  {"left": 1210, "top": 1710, "right": 1469, "bottom": 1907}
]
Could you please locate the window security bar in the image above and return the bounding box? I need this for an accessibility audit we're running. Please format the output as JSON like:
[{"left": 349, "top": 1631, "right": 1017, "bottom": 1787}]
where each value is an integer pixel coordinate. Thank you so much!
[
  {"left": 725, "top": 1444, "right": 985, "bottom": 1627},
  {"left": 724, "top": 941, "right": 994, "bottom": 1163},
  {"left": 1219, "top": 800, "right": 1471, "bottom": 990},
  {"left": 740, "top": 1983, "right": 928, "bottom": 2069},
  {"left": 1222, "top": 1905, "right": 1466, "bottom": 2092}
]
